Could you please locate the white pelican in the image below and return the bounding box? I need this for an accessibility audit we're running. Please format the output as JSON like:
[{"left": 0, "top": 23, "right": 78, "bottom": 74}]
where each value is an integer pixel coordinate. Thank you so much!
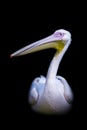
[{"left": 11, "top": 29, "right": 73, "bottom": 114}]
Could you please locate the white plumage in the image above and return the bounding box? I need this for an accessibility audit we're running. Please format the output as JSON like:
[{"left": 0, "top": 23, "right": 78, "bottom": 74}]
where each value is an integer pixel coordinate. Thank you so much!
[{"left": 11, "top": 29, "right": 73, "bottom": 114}]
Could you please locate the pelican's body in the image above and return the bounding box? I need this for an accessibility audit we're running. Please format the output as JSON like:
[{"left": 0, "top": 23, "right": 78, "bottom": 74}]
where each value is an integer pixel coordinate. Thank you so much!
[
  {"left": 29, "top": 75, "right": 72, "bottom": 114},
  {"left": 11, "top": 29, "right": 73, "bottom": 114}
]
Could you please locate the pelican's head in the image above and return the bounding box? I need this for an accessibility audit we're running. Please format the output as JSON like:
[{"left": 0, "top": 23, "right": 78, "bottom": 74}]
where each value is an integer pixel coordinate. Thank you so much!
[
  {"left": 10, "top": 29, "right": 71, "bottom": 57},
  {"left": 54, "top": 29, "right": 71, "bottom": 42}
]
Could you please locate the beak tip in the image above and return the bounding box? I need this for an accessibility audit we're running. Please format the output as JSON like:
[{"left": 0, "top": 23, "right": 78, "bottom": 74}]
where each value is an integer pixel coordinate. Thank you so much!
[{"left": 10, "top": 54, "right": 13, "bottom": 58}]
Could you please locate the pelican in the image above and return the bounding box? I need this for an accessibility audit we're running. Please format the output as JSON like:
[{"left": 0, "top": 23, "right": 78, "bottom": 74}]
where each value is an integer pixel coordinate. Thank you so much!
[{"left": 11, "top": 29, "right": 73, "bottom": 114}]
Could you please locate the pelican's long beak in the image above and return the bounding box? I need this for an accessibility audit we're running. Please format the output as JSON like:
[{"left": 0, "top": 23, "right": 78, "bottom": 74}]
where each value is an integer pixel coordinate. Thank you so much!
[{"left": 10, "top": 34, "right": 64, "bottom": 58}]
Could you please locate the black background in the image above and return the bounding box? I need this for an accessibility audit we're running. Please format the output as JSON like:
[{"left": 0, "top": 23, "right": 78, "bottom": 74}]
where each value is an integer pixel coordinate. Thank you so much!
[{"left": 1, "top": 2, "right": 86, "bottom": 129}]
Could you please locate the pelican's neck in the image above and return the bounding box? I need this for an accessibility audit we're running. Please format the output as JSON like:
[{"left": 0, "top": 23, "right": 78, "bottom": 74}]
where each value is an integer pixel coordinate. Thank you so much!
[{"left": 46, "top": 40, "right": 71, "bottom": 85}]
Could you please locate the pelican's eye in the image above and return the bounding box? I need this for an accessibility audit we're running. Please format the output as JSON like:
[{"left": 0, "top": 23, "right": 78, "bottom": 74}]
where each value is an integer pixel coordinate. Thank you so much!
[{"left": 54, "top": 32, "right": 64, "bottom": 38}]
